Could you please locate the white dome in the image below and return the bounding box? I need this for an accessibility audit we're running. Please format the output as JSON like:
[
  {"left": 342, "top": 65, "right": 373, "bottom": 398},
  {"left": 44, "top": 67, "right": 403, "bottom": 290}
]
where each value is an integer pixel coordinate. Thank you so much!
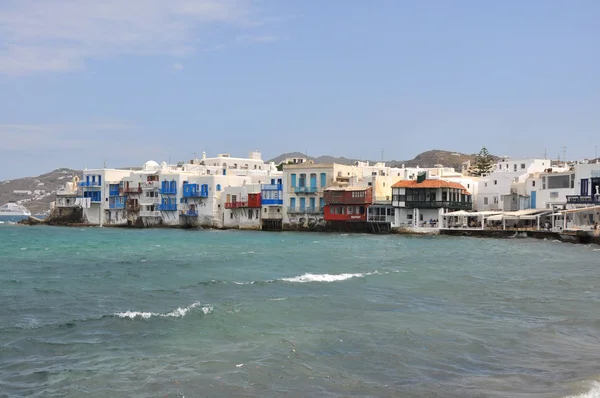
[{"left": 143, "top": 160, "right": 160, "bottom": 171}]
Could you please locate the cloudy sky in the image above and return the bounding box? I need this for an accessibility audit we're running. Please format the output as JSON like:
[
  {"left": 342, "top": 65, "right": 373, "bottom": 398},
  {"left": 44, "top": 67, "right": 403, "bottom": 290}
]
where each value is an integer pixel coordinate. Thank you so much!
[{"left": 1, "top": 0, "right": 599, "bottom": 179}]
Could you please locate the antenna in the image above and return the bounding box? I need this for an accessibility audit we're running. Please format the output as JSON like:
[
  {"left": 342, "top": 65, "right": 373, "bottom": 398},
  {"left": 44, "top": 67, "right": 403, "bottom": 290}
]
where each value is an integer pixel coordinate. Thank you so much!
[
  {"left": 103, "top": 159, "right": 106, "bottom": 168},
  {"left": 381, "top": 148, "right": 384, "bottom": 162},
  {"left": 544, "top": 148, "right": 547, "bottom": 159},
  {"left": 561, "top": 146, "right": 567, "bottom": 162}
]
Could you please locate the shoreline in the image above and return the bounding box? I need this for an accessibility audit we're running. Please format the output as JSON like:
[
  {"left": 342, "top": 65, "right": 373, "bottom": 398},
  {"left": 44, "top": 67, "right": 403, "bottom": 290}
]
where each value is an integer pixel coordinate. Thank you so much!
[{"left": 17, "top": 217, "right": 600, "bottom": 245}]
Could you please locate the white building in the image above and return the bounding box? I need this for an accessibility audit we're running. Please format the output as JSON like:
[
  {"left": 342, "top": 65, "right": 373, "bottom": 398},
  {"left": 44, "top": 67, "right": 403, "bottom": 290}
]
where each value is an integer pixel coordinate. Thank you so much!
[{"left": 476, "top": 158, "right": 551, "bottom": 211}]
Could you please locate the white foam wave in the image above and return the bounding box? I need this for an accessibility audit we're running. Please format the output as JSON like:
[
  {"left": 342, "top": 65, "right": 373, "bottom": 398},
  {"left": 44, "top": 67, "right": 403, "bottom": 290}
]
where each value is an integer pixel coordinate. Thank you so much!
[
  {"left": 564, "top": 381, "right": 600, "bottom": 398},
  {"left": 115, "top": 302, "right": 213, "bottom": 319},
  {"left": 280, "top": 273, "right": 365, "bottom": 283}
]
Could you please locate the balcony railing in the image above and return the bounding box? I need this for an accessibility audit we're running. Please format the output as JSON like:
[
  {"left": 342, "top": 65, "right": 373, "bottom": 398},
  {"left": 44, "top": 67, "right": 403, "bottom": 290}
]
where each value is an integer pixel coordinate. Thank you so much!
[
  {"left": 109, "top": 203, "right": 126, "bottom": 210},
  {"left": 181, "top": 210, "right": 198, "bottom": 217},
  {"left": 261, "top": 184, "right": 283, "bottom": 191},
  {"left": 262, "top": 199, "right": 284, "bottom": 205},
  {"left": 404, "top": 201, "right": 472, "bottom": 210},
  {"left": 139, "top": 197, "right": 160, "bottom": 205},
  {"left": 121, "top": 186, "right": 142, "bottom": 194},
  {"left": 126, "top": 205, "right": 140, "bottom": 212},
  {"left": 367, "top": 215, "right": 389, "bottom": 222},
  {"left": 225, "top": 201, "right": 247, "bottom": 209},
  {"left": 79, "top": 181, "right": 102, "bottom": 187},
  {"left": 287, "top": 206, "right": 323, "bottom": 214},
  {"left": 140, "top": 210, "right": 161, "bottom": 217},
  {"left": 160, "top": 188, "right": 178, "bottom": 195},
  {"left": 183, "top": 191, "right": 208, "bottom": 198},
  {"left": 141, "top": 181, "right": 160, "bottom": 189},
  {"left": 109, "top": 189, "right": 120, "bottom": 196},
  {"left": 566, "top": 195, "right": 600, "bottom": 204},
  {"left": 293, "top": 186, "right": 318, "bottom": 194},
  {"left": 158, "top": 204, "right": 178, "bottom": 211}
]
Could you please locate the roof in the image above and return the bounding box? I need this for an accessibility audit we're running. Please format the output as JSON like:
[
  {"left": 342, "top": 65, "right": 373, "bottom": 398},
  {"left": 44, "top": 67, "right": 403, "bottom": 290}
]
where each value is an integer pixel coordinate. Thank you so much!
[{"left": 391, "top": 179, "right": 468, "bottom": 190}]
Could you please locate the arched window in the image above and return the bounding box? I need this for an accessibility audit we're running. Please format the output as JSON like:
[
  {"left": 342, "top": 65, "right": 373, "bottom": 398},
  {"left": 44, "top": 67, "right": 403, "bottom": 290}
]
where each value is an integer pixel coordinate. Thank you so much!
[{"left": 216, "top": 184, "right": 221, "bottom": 191}]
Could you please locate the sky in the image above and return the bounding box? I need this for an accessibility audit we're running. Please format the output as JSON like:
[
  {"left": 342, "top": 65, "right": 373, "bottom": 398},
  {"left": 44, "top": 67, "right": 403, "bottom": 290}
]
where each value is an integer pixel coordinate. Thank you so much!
[{"left": 1, "top": 0, "right": 599, "bottom": 180}]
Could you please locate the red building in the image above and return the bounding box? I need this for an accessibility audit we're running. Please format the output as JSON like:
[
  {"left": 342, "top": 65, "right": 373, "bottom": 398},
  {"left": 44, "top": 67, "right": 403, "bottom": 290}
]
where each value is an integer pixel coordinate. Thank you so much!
[
  {"left": 224, "top": 193, "right": 262, "bottom": 209},
  {"left": 323, "top": 187, "right": 373, "bottom": 223}
]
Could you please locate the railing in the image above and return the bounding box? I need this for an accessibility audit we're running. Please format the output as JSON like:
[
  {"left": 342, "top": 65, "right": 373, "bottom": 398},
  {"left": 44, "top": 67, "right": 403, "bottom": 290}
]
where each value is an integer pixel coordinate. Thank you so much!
[
  {"left": 121, "top": 186, "right": 142, "bottom": 194},
  {"left": 405, "top": 201, "right": 472, "bottom": 210},
  {"left": 287, "top": 206, "right": 322, "bottom": 214},
  {"left": 109, "top": 189, "right": 120, "bottom": 196},
  {"left": 181, "top": 210, "right": 198, "bottom": 217},
  {"left": 225, "top": 201, "right": 247, "bottom": 209},
  {"left": 261, "top": 184, "right": 283, "bottom": 191},
  {"left": 262, "top": 199, "right": 284, "bottom": 205},
  {"left": 367, "top": 215, "right": 388, "bottom": 222},
  {"left": 109, "top": 203, "right": 126, "bottom": 210},
  {"left": 79, "top": 181, "right": 101, "bottom": 187},
  {"left": 293, "top": 186, "right": 318, "bottom": 194},
  {"left": 566, "top": 195, "right": 600, "bottom": 204},
  {"left": 139, "top": 197, "right": 160, "bottom": 205},
  {"left": 141, "top": 181, "right": 160, "bottom": 189},
  {"left": 183, "top": 191, "right": 208, "bottom": 198},
  {"left": 159, "top": 188, "right": 177, "bottom": 195},
  {"left": 158, "top": 204, "right": 178, "bottom": 211},
  {"left": 140, "top": 210, "right": 161, "bottom": 217},
  {"left": 126, "top": 205, "right": 140, "bottom": 211}
]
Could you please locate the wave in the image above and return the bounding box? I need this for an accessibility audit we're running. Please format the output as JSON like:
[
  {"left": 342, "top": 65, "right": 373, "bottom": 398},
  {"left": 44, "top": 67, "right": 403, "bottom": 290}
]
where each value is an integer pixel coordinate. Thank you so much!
[
  {"left": 564, "top": 381, "right": 600, "bottom": 398},
  {"left": 279, "top": 272, "right": 368, "bottom": 283},
  {"left": 115, "top": 302, "right": 213, "bottom": 319}
]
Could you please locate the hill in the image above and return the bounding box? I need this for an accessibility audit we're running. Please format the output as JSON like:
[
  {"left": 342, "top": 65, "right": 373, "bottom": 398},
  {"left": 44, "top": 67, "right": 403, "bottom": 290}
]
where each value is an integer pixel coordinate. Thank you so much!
[
  {"left": 0, "top": 168, "right": 81, "bottom": 214},
  {"left": 268, "top": 150, "right": 497, "bottom": 170}
]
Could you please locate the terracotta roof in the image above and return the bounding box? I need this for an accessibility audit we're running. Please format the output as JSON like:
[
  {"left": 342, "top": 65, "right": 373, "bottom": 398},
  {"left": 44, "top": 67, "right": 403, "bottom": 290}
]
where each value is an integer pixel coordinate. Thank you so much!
[{"left": 391, "top": 179, "right": 469, "bottom": 191}]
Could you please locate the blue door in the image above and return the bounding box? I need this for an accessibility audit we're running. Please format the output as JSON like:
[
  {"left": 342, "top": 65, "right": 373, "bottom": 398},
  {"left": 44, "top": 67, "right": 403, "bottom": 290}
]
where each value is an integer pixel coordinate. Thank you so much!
[
  {"left": 530, "top": 191, "right": 536, "bottom": 208},
  {"left": 291, "top": 174, "right": 297, "bottom": 187},
  {"left": 300, "top": 198, "right": 306, "bottom": 211},
  {"left": 309, "top": 197, "right": 315, "bottom": 211},
  {"left": 310, "top": 174, "right": 317, "bottom": 188},
  {"left": 290, "top": 197, "right": 296, "bottom": 210},
  {"left": 320, "top": 173, "right": 327, "bottom": 187}
]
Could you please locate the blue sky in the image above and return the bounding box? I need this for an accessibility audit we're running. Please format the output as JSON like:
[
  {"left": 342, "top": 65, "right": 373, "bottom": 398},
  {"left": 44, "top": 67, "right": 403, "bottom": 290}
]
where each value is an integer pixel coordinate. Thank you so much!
[{"left": 1, "top": 0, "right": 599, "bottom": 179}]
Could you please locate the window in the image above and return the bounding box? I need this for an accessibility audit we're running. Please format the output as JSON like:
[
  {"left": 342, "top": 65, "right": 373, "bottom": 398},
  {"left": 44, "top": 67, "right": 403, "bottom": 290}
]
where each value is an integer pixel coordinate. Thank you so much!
[
  {"left": 532, "top": 181, "right": 536, "bottom": 187},
  {"left": 485, "top": 183, "right": 488, "bottom": 187},
  {"left": 493, "top": 196, "right": 498, "bottom": 204},
  {"left": 521, "top": 164, "right": 526, "bottom": 169},
  {"left": 514, "top": 164, "right": 517, "bottom": 172},
  {"left": 407, "top": 214, "right": 413, "bottom": 220},
  {"left": 494, "top": 180, "right": 497, "bottom": 185},
  {"left": 291, "top": 174, "right": 297, "bottom": 187},
  {"left": 216, "top": 184, "right": 221, "bottom": 191},
  {"left": 230, "top": 212, "right": 233, "bottom": 219},
  {"left": 484, "top": 197, "right": 489, "bottom": 205},
  {"left": 299, "top": 174, "right": 306, "bottom": 187}
]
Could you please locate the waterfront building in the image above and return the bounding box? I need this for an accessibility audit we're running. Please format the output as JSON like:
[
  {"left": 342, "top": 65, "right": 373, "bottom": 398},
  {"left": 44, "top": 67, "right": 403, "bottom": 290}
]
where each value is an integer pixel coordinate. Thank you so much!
[
  {"left": 282, "top": 163, "right": 362, "bottom": 229},
  {"left": 476, "top": 158, "right": 550, "bottom": 211},
  {"left": 391, "top": 174, "right": 473, "bottom": 230},
  {"left": 323, "top": 186, "right": 373, "bottom": 231},
  {"left": 222, "top": 184, "right": 262, "bottom": 230},
  {"left": 80, "top": 168, "right": 133, "bottom": 225},
  {"left": 260, "top": 177, "right": 284, "bottom": 230}
]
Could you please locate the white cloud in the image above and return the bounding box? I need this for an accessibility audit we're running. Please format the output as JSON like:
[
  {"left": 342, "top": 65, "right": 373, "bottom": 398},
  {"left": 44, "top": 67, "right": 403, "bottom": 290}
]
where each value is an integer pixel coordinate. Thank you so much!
[
  {"left": 173, "top": 62, "right": 184, "bottom": 71},
  {"left": 0, "top": 0, "right": 268, "bottom": 75}
]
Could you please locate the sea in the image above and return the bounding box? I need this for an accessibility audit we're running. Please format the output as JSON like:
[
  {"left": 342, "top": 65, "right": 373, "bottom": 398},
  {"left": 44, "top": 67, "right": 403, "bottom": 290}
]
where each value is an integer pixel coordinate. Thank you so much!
[{"left": 1, "top": 225, "right": 600, "bottom": 398}]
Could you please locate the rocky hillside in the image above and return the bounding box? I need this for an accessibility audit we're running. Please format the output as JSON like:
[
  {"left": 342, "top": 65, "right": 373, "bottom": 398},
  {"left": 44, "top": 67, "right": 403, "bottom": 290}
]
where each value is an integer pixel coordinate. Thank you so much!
[
  {"left": 0, "top": 169, "right": 81, "bottom": 214},
  {"left": 268, "top": 150, "right": 498, "bottom": 170}
]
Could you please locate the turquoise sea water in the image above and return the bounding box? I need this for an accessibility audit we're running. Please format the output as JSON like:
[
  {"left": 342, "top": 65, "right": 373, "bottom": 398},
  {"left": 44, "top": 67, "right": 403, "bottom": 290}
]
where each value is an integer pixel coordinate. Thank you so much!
[{"left": 1, "top": 225, "right": 600, "bottom": 398}]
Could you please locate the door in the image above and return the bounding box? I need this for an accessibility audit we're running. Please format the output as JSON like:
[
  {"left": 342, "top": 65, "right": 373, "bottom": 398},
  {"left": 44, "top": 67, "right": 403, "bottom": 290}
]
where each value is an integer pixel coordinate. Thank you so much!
[
  {"left": 310, "top": 174, "right": 317, "bottom": 188},
  {"left": 309, "top": 197, "right": 315, "bottom": 211},
  {"left": 581, "top": 179, "right": 589, "bottom": 196},
  {"left": 300, "top": 198, "right": 306, "bottom": 211},
  {"left": 530, "top": 191, "right": 536, "bottom": 209}
]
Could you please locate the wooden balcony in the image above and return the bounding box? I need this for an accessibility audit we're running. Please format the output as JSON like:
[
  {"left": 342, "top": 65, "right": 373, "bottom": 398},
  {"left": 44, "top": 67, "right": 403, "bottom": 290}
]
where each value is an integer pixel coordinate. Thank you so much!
[{"left": 404, "top": 201, "right": 472, "bottom": 210}]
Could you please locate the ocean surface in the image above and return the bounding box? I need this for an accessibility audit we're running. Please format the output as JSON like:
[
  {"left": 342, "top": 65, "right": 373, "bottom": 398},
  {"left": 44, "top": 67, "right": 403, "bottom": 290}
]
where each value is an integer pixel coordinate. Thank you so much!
[{"left": 1, "top": 226, "right": 600, "bottom": 398}]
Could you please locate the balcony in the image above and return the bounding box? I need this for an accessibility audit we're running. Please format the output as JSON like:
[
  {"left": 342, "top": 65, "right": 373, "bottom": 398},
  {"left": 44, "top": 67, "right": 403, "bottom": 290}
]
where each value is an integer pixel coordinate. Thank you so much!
[
  {"left": 293, "top": 186, "right": 318, "bottom": 194},
  {"left": 140, "top": 210, "right": 161, "bottom": 217},
  {"left": 404, "top": 201, "right": 472, "bottom": 210},
  {"left": 261, "top": 183, "right": 283, "bottom": 191},
  {"left": 109, "top": 202, "right": 126, "bottom": 210},
  {"left": 139, "top": 197, "right": 160, "bottom": 205},
  {"left": 180, "top": 210, "right": 198, "bottom": 217},
  {"left": 225, "top": 201, "right": 248, "bottom": 209},
  {"left": 126, "top": 205, "right": 140, "bottom": 212},
  {"left": 566, "top": 195, "right": 600, "bottom": 204},
  {"left": 262, "top": 199, "right": 284, "bottom": 205},
  {"left": 79, "top": 181, "right": 101, "bottom": 188},
  {"left": 160, "top": 187, "right": 177, "bottom": 195},
  {"left": 287, "top": 206, "right": 323, "bottom": 214},
  {"left": 141, "top": 181, "right": 160, "bottom": 189},
  {"left": 158, "top": 204, "right": 178, "bottom": 211},
  {"left": 367, "top": 215, "right": 389, "bottom": 222},
  {"left": 109, "top": 189, "right": 121, "bottom": 196},
  {"left": 121, "top": 186, "right": 142, "bottom": 194}
]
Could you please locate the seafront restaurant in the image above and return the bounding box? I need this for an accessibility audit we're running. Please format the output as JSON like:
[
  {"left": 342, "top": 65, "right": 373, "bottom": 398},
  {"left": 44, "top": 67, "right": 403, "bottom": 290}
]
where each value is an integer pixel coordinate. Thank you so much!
[
  {"left": 441, "top": 209, "right": 554, "bottom": 231},
  {"left": 550, "top": 205, "right": 600, "bottom": 233}
]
